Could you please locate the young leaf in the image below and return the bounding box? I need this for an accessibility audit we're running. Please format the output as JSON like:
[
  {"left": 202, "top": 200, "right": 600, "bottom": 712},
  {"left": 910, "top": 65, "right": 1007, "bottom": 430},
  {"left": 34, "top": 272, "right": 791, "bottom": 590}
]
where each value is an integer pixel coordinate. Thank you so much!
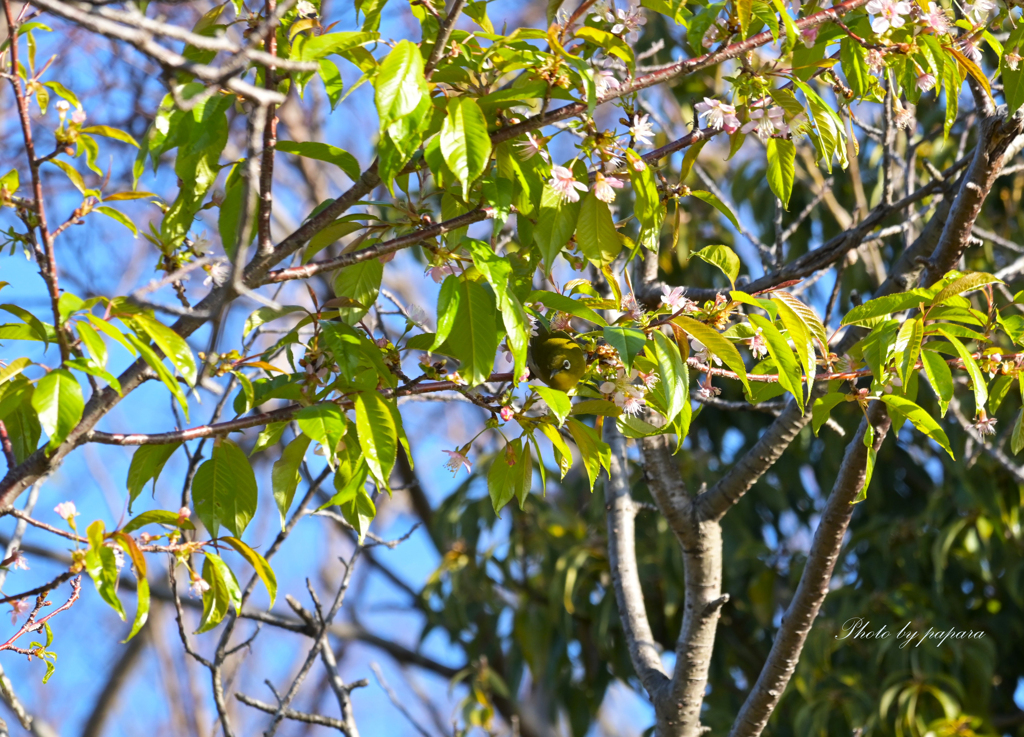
[
  {"left": 446, "top": 279, "right": 500, "bottom": 386},
  {"left": 191, "top": 439, "right": 259, "bottom": 538},
  {"left": 693, "top": 245, "right": 740, "bottom": 286},
  {"left": 937, "top": 329, "right": 988, "bottom": 413},
  {"left": 651, "top": 330, "right": 687, "bottom": 422},
  {"left": 126, "top": 443, "right": 181, "bottom": 512},
  {"left": 110, "top": 532, "right": 150, "bottom": 641},
  {"left": 31, "top": 369, "right": 84, "bottom": 449},
  {"left": 219, "top": 536, "right": 278, "bottom": 607},
  {"left": 603, "top": 327, "right": 647, "bottom": 371},
  {"left": 881, "top": 395, "right": 954, "bottom": 457},
  {"left": 355, "top": 391, "right": 398, "bottom": 489},
  {"left": 689, "top": 191, "right": 741, "bottom": 231},
  {"left": 534, "top": 385, "right": 572, "bottom": 426},
  {"left": 566, "top": 418, "right": 611, "bottom": 492},
  {"left": 375, "top": 39, "right": 427, "bottom": 131},
  {"left": 920, "top": 348, "right": 953, "bottom": 416},
  {"left": 296, "top": 404, "right": 346, "bottom": 462},
  {"left": 440, "top": 97, "right": 492, "bottom": 197},
  {"left": 271, "top": 434, "right": 311, "bottom": 526},
  {"left": 748, "top": 314, "right": 804, "bottom": 411},
  {"left": 672, "top": 316, "right": 750, "bottom": 393},
  {"left": 576, "top": 191, "right": 621, "bottom": 266},
  {"left": 766, "top": 138, "right": 795, "bottom": 208},
  {"left": 812, "top": 393, "right": 847, "bottom": 435}
]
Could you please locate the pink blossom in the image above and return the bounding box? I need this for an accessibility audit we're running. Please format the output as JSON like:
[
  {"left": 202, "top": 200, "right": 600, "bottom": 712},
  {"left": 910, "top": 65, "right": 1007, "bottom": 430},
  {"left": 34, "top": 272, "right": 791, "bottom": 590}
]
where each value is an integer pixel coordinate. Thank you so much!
[
  {"left": 592, "top": 173, "right": 624, "bottom": 203},
  {"left": 748, "top": 328, "right": 768, "bottom": 359},
  {"left": 6, "top": 549, "right": 29, "bottom": 571},
  {"left": 443, "top": 449, "right": 472, "bottom": 476},
  {"left": 1006, "top": 51, "right": 1022, "bottom": 71},
  {"left": 694, "top": 98, "right": 740, "bottom": 133},
  {"left": 922, "top": 2, "right": 951, "bottom": 34},
  {"left": 594, "top": 68, "right": 620, "bottom": 98},
  {"left": 621, "top": 293, "right": 644, "bottom": 322},
  {"left": 690, "top": 338, "right": 722, "bottom": 366},
  {"left": 865, "top": 0, "right": 911, "bottom": 34},
  {"left": 548, "top": 165, "right": 588, "bottom": 203},
  {"left": 499, "top": 406, "right": 515, "bottom": 422},
  {"left": 549, "top": 311, "right": 572, "bottom": 332},
  {"left": 866, "top": 48, "right": 886, "bottom": 72},
  {"left": 742, "top": 106, "right": 787, "bottom": 142},
  {"left": 629, "top": 114, "right": 655, "bottom": 148},
  {"left": 916, "top": 72, "right": 937, "bottom": 92},
  {"left": 974, "top": 414, "right": 997, "bottom": 436},
  {"left": 429, "top": 262, "right": 458, "bottom": 283},
  {"left": 966, "top": 0, "right": 995, "bottom": 22},
  {"left": 961, "top": 36, "right": 982, "bottom": 62},
  {"left": 516, "top": 132, "right": 548, "bottom": 162},
  {"left": 801, "top": 27, "right": 819, "bottom": 48},
  {"left": 178, "top": 506, "right": 191, "bottom": 520},
  {"left": 661, "top": 285, "right": 697, "bottom": 313},
  {"left": 9, "top": 599, "right": 29, "bottom": 625},
  {"left": 54, "top": 501, "right": 78, "bottom": 521},
  {"left": 190, "top": 575, "right": 211, "bottom": 597},
  {"left": 71, "top": 109, "right": 86, "bottom": 125}
]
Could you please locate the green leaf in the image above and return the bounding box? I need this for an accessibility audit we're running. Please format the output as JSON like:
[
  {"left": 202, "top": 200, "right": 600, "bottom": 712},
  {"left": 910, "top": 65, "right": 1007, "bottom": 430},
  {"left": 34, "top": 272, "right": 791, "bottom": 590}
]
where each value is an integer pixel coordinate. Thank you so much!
[
  {"left": 538, "top": 422, "right": 573, "bottom": 479},
  {"left": 319, "top": 59, "right": 345, "bottom": 110},
  {"left": 196, "top": 552, "right": 236, "bottom": 633},
  {"left": 126, "top": 443, "right": 181, "bottom": 512},
  {"left": 275, "top": 141, "right": 361, "bottom": 181},
  {"left": 334, "top": 479, "right": 376, "bottom": 542},
  {"left": 689, "top": 191, "right": 741, "bottom": 232},
  {"left": 841, "top": 291, "right": 930, "bottom": 326},
  {"left": 191, "top": 439, "right": 259, "bottom": 538},
  {"left": 840, "top": 37, "right": 869, "bottom": 97},
  {"left": 774, "top": 296, "right": 816, "bottom": 394},
  {"left": 355, "top": 391, "right": 398, "bottom": 489},
  {"left": 1004, "top": 52, "right": 1024, "bottom": 115},
  {"left": 121, "top": 509, "right": 195, "bottom": 535},
  {"left": 693, "top": 245, "right": 740, "bottom": 287},
  {"left": 812, "top": 392, "right": 847, "bottom": 435},
  {"left": 534, "top": 385, "right": 572, "bottom": 426},
  {"left": 566, "top": 418, "right": 611, "bottom": 492},
  {"left": 937, "top": 329, "right": 988, "bottom": 413},
  {"left": 243, "top": 305, "right": 307, "bottom": 336},
  {"left": 576, "top": 191, "right": 621, "bottom": 266},
  {"left": 298, "top": 30, "right": 378, "bottom": 61},
  {"left": 94, "top": 206, "right": 137, "bottom": 236},
  {"left": 433, "top": 274, "right": 461, "bottom": 349},
  {"left": 651, "top": 330, "right": 687, "bottom": 422},
  {"left": 81, "top": 125, "right": 139, "bottom": 148},
  {"left": 603, "top": 327, "right": 647, "bottom": 371},
  {"left": 440, "top": 97, "right": 492, "bottom": 197},
  {"left": 31, "top": 369, "right": 83, "bottom": 449},
  {"left": 772, "top": 290, "right": 828, "bottom": 348},
  {"left": 220, "top": 536, "right": 277, "bottom": 607},
  {"left": 766, "top": 138, "right": 795, "bottom": 208},
  {"left": 929, "top": 272, "right": 1002, "bottom": 307},
  {"left": 49, "top": 159, "right": 86, "bottom": 193},
  {"left": 525, "top": 290, "right": 609, "bottom": 327},
  {"left": 0, "top": 357, "right": 31, "bottom": 385},
  {"left": 894, "top": 318, "right": 923, "bottom": 385},
  {"left": 488, "top": 441, "right": 518, "bottom": 513},
  {"left": 1012, "top": 408, "right": 1024, "bottom": 454},
  {"left": 332, "top": 258, "right": 383, "bottom": 325},
  {"left": 128, "top": 313, "right": 197, "bottom": 385},
  {"left": 296, "top": 404, "right": 346, "bottom": 461},
  {"left": 881, "top": 395, "right": 954, "bottom": 457},
  {"left": 737, "top": 0, "right": 752, "bottom": 36},
  {"left": 375, "top": 39, "right": 427, "bottom": 131},
  {"left": 272, "top": 434, "right": 311, "bottom": 526},
  {"left": 251, "top": 422, "right": 288, "bottom": 455},
  {"left": 110, "top": 532, "right": 150, "bottom": 641},
  {"left": 748, "top": 314, "right": 804, "bottom": 411},
  {"left": 534, "top": 183, "right": 582, "bottom": 272},
  {"left": 447, "top": 279, "right": 499, "bottom": 386},
  {"left": 672, "top": 315, "right": 750, "bottom": 394},
  {"left": 126, "top": 333, "right": 189, "bottom": 418},
  {"left": 84, "top": 520, "right": 125, "bottom": 620}
]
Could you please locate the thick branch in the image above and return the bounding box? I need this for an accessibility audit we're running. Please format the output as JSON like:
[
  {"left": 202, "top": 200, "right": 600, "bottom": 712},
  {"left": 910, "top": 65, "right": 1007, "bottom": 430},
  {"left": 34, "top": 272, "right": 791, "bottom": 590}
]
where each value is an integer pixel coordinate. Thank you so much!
[{"left": 729, "top": 402, "right": 891, "bottom": 737}]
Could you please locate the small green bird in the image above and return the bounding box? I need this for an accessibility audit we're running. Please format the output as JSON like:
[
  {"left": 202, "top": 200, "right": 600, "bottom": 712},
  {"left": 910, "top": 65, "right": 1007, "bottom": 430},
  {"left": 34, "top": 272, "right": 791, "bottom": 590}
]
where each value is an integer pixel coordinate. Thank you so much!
[{"left": 528, "top": 324, "right": 586, "bottom": 392}]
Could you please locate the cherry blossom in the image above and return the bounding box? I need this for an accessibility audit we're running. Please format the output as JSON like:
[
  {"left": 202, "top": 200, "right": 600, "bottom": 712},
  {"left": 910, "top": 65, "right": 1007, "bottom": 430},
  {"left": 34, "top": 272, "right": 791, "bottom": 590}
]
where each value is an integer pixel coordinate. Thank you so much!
[
  {"left": 690, "top": 338, "right": 722, "bottom": 366},
  {"left": 629, "top": 114, "right": 655, "bottom": 148},
  {"left": 694, "top": 98, "right": 740, "bottom": 133},
  {"left": 443, "top": 449, "right": 472, "bottom": 475},
  {"left": 499, "top": 406, "right": 515, "bottom": 422},
  {"left": 548, "top": 165, "right": 588, "bottom": 203},
  {"left": 516, "top": 132, "right": 548, "bottom": 162},
  {"left": 865, "top": 0, "right": 911, "bottom": 34},
  {"left": 594, "top": 68, "right": 620, "bottom": 98},
  {"left": 54, "top": 501, "right": 78, "bottom": 520},
  {"left": 660, "top": 285, "right": 697, "bottom": 313},
  {"left": 973, "top": 414, "right": 997, "bottom": 436},
  {"left": 593, "top": 172, "right": 624, "bottom": 203},
  {"left": 742, "top": 106, "right": 787, "bottom": 142},
  {"left": 922, "top": 2, "right": 951, "bottom": 34},
  {"left": 9, "top": 599, "right": 29, "bottom": 625},
  {"left": 917, "top": 72, "right": 937, "bottom": 92},
  {"left": 748, "top": 328, "right": 768, "bottom": 359}
]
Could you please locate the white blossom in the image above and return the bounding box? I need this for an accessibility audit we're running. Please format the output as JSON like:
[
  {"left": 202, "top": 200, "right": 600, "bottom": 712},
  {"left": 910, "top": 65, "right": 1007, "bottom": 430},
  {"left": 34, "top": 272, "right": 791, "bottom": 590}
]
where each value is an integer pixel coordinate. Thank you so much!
[
  {"left": 865, "top": 0, "right": 911, "bottom": 34},
  {"left": 694, "top": 98, "right": 740, "bottom": 133},
  {"left": 629, "top": 114, "right": 655, "bottom": 148},
  {"left": 593, "top": 173, "right": 624, "bottom": 203},
  {"left": 548, "top": 165, "right": 588, "bottom": 203}
]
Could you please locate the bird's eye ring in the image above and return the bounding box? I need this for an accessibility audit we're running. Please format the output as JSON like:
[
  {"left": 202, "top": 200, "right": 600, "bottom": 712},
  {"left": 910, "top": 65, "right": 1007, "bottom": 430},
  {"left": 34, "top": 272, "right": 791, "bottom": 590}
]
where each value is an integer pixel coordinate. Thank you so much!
[{"left": 562, "top": 359, "right": 571, "bottom": 370}]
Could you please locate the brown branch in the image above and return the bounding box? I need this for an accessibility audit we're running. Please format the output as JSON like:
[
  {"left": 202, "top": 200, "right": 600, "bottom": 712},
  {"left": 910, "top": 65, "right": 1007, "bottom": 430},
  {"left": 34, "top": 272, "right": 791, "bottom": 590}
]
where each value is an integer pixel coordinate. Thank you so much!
[
  {"left": 3, "top": 0, "right": 68, "bottom": 363},
  {"left": 729, "top": 402, "right": 891, "bottom": 737},
  {"left": 603, "top": 423, "right": 670, "bottom": 705},
  {"left": 0, "top": 571, "right": 74, "bottom": 606},
  {"left": 0, "top": 574, "right": 82, "bottom": 652},
  {"left": 424, "top": 0, "right": 467, "bottom": 78}
]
